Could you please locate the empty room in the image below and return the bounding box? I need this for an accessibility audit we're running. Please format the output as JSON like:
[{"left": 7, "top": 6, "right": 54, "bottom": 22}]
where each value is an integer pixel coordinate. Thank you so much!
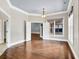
[{"left": 0, "top": 0, "right": 79, "bottom": 59}]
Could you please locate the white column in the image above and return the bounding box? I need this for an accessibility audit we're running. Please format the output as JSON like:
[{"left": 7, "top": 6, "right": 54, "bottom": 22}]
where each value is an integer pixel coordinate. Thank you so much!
[
  {"left": 64, "top": 14, "right": 68, "bottom": 40},
  {"left": 7, "top": 18, "right": 11, "bottom": 47},
  {"left": 73, "top": 0, "right": 79, "bottom": 58},
  {"left": 43, "top": 21, "right": 50, "bottom": 40},
  {"left": 68, "top": 14, "right": 74, "bottom": 45},
  {"left": 40, "top": 24, "right": 43, "bottom": 38},
  {"left": 54, "top": 20, "right": 56, "bottom": 36},
  {"left": 26, "top": 21, "right": 31, "bottom": 41}
]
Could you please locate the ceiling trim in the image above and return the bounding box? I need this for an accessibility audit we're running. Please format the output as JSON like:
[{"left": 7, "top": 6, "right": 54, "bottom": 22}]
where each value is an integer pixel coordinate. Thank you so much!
[
  {"left": 28, "top": 13, "right": 41, "bottom": 16},
  {"left": 7, "top": 0, "right": 42, "bottom": 16},
  {"left": 7, "top": 0, "right": 72, "bottom": 16},
  {"left": 7, "top": 0, "right": 29, "bottom": 15},
  {"left": 46, "top": 11, "right": 67, "bottom": 16},
  {"left": 67, "top": 0, "right": 72, "bottom": 12},
  {"left": 0, "top": 7, "right": 10, "bottom": 19}
]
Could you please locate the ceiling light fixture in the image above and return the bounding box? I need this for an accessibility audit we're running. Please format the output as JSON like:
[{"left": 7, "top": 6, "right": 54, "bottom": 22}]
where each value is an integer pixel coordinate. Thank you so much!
[{"left": 42, "top": 8, "right": 46, "bottom": 18}]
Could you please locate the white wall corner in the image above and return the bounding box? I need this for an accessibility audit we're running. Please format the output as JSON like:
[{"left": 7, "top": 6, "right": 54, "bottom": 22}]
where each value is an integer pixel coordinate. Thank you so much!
[
  {"left": 67, "top": 41, "right": 78, "bottom": 59},
  {"left": 7, "top": 40, "right": 25, "bottom": 48}
]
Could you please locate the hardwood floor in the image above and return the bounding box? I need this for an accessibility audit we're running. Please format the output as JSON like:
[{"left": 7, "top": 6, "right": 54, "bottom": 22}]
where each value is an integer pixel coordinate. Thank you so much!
[{"left": 0, "top": 34, "right": 75, "bottom": 59}]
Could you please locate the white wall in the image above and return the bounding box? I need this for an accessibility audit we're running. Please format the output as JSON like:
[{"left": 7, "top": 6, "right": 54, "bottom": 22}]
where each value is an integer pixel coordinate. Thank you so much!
[
  {"left": 0, "top": 0, "right": 69, "bottom": 48},
  {"left": 0, "top": 9, "right": 9, "bottom": 44},
  {"left": 63, "top": 13, "right": 68, "bottom": 39},
  {"left": 26, "top": 21, "right": 31, "bottom": 41},
  {"left": 47, "top": 13, "right": 68, "bottom": 40},
  {"left": 43, "top": 21, "right": 50, "bottom": 39},
  {"left": 0, "top": 19, "right": 4, "bottom": 44},
  {"left": 0, "top": 0, "right": 28, "bottom": 47},
  {"left": 70, "top": 0, "right": 79, "bottom": 58},
  {"left": 68, "top": 14, "right": 74, "bottom": 45},
  {"left": 31, "top": 23, "right": 41, "bottom": 34}
]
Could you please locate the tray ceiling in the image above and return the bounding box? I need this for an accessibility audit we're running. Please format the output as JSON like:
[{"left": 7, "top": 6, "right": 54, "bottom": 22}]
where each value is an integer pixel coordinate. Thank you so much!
[{"left": 10, "top": 0, "right": 69, "bottom": 14}]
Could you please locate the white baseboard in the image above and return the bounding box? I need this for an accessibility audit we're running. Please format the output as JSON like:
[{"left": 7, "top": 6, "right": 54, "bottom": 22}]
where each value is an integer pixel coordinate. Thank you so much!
[
  {"left": 43, "top": 38, "right": 78, "bottom": 59},
  {"left": 26, "top": 39, "right": 31, "bottom": 41},
  {"left": 48, "top": 38, "right": 68, "bottom": 42},
  {"left": 32, "top": 32, "right": 40, "bottom": 34},
  {"left": 7, "top": 40, "right": 25, "bottom": 48},
  {"left": 67, "top": 41, "right": 78, "bottom": 59},
  {"left": 43, "top": 38, "right": 48, "bottom": 40},
  {"left": 0, "top": 40, "right": 4, "bottom": 44},
  {"left": 40, "top": 36, "right": 43, "bottom": 38},
  {"left": 7, "top": 39, "right": 31, "bottom": 48}
]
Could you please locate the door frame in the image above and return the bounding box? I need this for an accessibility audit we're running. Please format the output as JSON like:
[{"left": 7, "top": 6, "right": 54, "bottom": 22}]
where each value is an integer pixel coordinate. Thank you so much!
[{"left": 31, "top": 21, "right": 43, "bottom": 40}]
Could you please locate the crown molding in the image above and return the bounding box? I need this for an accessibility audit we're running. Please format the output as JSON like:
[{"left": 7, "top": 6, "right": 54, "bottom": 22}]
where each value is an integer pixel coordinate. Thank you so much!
[
  {"left": 28, "top": 13, "right": 41, "bottom": 16},
  {"left": 0, "top": 8, "right": 10, "bottom": 18},
  {"left": 7, "top": 0, "right": 72, "bottom": 16},
  {"left": 46, "top": 11, "right": 68, "bottom": 16},
  {"left": 67, "top": 0, "right": 73, "bottom": 12},
  {"left": 7, "top": 0, "right": 29, "bottom": 15}
]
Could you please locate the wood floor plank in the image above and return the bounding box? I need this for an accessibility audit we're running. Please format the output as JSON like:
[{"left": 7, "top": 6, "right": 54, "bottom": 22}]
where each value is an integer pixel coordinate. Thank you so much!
[{"left": 0, "top": 34, "right": 75, "bottom": 59}]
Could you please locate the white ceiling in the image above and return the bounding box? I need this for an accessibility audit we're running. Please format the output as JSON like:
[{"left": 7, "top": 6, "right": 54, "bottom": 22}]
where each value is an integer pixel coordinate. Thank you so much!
[{"left": 10, "top": 0, "right": 69, "bottom": 14}]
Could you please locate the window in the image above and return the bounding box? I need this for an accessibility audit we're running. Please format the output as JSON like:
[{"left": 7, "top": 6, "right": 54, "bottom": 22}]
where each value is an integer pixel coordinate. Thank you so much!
[{"left": 48, "top": 19, "right": 64, "bottom": 37}]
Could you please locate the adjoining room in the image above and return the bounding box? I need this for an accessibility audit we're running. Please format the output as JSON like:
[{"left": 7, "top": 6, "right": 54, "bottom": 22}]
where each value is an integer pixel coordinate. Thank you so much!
[{"left": 31, "top": 23, "right": 43, "bottom": 40}]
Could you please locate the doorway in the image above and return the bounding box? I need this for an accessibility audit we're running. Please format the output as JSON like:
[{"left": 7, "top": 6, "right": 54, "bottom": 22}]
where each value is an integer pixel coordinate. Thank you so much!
[
  {"left": 0, "top": 20, "right": 8, "bottom": 44},
  {"left": 24, "top": 21, "right": 26, "bottom": 41},
  {"left": 4, "top": 20, "right": 8, "bottom": 43},
  {"left": 31, "top": 23, "right": 43, "bottom": 40}
]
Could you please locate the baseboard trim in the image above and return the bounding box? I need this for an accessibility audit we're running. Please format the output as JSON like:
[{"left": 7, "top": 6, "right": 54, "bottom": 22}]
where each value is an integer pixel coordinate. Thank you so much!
[
  {"left": 32, "top": 32, "right": 40, "bottom": 34},
  {"left": 26, "top": 39, "right": 31, "bottom": 41},
  {"left": 7, "top": 40, "right": 25, "bottom": 48},
  {"left": 67, "top": 41, "right": 78, "bottom": 59},
  {"left": 48, "top": 38, "right": 68, "bottom": 42},
  {"left": 6, "top": 39, "right": 78, "bottom": 59},
  {"left": 43, "top": 38, "right": 78, "bottom": 59}
]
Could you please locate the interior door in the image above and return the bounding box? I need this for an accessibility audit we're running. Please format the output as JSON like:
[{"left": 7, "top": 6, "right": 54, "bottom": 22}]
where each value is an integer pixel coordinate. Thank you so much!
[{"left": 4, "top": 20, "right": 8, "bottom": 43}]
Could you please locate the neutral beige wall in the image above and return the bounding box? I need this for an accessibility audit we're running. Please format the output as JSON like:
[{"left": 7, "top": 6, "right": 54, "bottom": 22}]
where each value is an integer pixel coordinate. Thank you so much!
[
  {"left": 63, "top": 13, "right": 68, "bottom": 39},
  {"left": 0, "top": 0, "right": 28, "bottom": 45},
  {"left": 0, "top": 19, "right": 3, "bottom": 44},
  {"left": 72, "top": 0, "right": 79, "bottom": 58},
  {"left": 0, "top": 11, "right": 8, "bottom": 44},
  {"left": 28, "top": 16, "right": 45, "bottom": 22}
]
